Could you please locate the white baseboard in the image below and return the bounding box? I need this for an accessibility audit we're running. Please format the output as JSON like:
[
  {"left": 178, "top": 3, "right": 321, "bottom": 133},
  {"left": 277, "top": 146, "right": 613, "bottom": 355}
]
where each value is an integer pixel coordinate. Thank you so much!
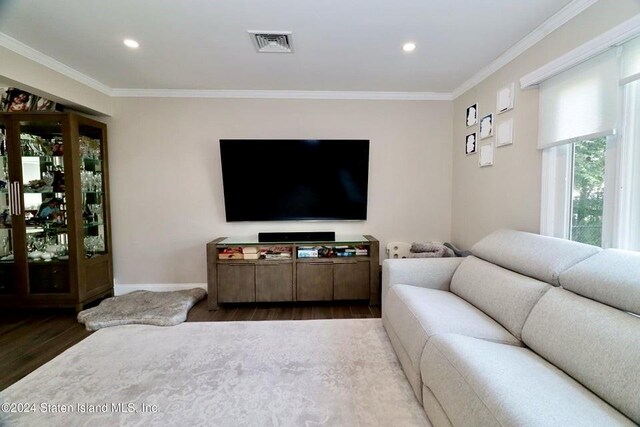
[{"left": 114, "top": 283, "right": 207, "bottom": 296}]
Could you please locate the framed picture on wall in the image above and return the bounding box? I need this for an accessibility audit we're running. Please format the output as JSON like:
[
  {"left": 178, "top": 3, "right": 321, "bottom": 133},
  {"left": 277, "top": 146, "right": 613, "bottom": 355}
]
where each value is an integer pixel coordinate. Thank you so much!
[
  {"left": 465, "top": 132, "right": 477, "bottom": 155},
  {"left": 497, "top": 83, "right": 515, "bottom": 114},
  {"left": 479, "top": 142, "right": 494, "bottom": 167},
  {"left": 497, "top": 118, "right": 514, "bottom": 147},
  {"left": 479, "top": 113, "right": 494, "bottom": 139},
  {"left": 466, "top": 103, "right": 478, "bottom": 127}
]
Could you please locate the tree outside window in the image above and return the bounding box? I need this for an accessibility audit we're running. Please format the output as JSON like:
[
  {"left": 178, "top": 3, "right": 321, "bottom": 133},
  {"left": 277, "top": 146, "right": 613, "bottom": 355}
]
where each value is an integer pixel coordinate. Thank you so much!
[{"left": 570, "top": 137, "right": 607, "bottom": 247}]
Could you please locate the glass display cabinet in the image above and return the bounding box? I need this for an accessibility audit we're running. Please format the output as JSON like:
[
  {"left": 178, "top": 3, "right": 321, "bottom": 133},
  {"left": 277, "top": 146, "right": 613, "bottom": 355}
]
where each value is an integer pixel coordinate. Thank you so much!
[{"left": 0, "top": 112, "right": 112, "bottom": 310}]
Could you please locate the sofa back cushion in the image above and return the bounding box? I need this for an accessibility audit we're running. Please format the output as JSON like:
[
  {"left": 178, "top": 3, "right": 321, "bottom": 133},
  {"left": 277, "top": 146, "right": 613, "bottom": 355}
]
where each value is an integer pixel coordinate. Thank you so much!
[
  {"left": 450, "top": 256, "right": 550, "bottom": 340},
  {"left": 471, "top": 229, "right": 601, "bottom": 286},
  {"left": 559, "top": 249, "right": 640, "bottom": 315},
  {"left": 522, "top": 288, "right": 640, "bottom": 424}
]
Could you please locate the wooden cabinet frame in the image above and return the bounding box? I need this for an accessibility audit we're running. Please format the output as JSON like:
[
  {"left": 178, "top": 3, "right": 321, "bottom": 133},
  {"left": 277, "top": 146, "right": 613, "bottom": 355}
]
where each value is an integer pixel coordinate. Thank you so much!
[{"left": 0, "top": 112, "right": 113, "bottom": 310}]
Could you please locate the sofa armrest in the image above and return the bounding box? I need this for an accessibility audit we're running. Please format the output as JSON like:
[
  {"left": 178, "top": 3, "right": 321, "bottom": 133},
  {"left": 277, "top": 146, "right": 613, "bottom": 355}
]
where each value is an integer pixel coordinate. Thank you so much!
[{"left": 382, "top": 258, "right": 464, "bottom": 305}]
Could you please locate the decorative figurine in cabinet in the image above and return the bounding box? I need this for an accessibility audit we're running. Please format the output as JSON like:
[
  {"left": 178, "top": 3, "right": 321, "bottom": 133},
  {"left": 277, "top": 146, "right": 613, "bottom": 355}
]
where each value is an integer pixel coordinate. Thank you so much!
[{"left": 0, "top": 112, "right": 113, "bottom": 310}]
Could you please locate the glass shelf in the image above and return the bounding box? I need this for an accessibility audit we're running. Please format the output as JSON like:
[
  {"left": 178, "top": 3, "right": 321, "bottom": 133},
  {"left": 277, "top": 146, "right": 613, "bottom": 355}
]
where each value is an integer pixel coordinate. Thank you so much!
[
  {"left": 23, "top": 190, "right": 65, "bottom": 194},
  {"left": 19, "top": 155, "right": 64, "bottom": 160},
  {"left": 83, "top": 221, "right": 104, "bottom": 228}
]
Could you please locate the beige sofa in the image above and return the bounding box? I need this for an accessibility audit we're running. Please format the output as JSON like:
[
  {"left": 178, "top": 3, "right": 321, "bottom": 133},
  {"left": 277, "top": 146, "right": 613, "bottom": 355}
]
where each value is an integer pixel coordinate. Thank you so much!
[{"left": 382, "top": 229, "right": 640, "bottom": 426}]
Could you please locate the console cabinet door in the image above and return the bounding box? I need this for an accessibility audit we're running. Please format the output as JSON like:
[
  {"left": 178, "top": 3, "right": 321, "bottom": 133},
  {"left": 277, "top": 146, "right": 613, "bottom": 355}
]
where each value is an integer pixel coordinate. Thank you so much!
[
  {"left": 334, "top": 260, "right": 370, "bottom": 300},
  {"left": 218, "top": 264, "right": 255, "bottom": 303},
  {"left": 296, "top": 263, "right": 333, "bottom": 301},
  {"left": 256, "top": 263, "right": 293, "bottom": 302}
]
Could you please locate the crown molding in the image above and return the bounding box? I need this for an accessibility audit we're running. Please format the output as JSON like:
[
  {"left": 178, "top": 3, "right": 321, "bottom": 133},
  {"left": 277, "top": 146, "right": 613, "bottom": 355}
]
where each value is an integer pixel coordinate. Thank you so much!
[
  {"left": 520, "top": 13, "right": 640, "bottom": 89},
  {"left": 0, "top": 32, "right": 113, "bottom": 96},
  {"left": 110, "top": 88, "right": 454, "bottom": 101},
  {"left": 451, "top": 0, "right": 599, "bottom": 99}
]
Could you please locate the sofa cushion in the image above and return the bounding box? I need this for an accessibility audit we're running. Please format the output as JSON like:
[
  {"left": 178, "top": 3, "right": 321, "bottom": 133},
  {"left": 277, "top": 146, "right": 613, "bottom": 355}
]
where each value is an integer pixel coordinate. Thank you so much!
[
  {"left": 559, "top": 249, "right": 640, "bottom": 314},
  {"left": 450, "top": 256, "right": 550, "bottom": 340},
  {"left": 383, "top": 285, "right": 520, "bottom": 399},
  {"left": 522, "top": 288, "right": 640, "bottom": 424},
  {"left": 421, "top": 334, "right": 635, "bottom": 427},
  {"left": 470, "top": 229, "right": 601, "bottom": 285},
  {"left": 422, "top": 385, "right": 453, "bottom": 427},
  {"left": 383, "top": 316, "right": 423, "bottom": 399},
  {"left": 381, "top": 258, "right": 463, "bottom": 305}
]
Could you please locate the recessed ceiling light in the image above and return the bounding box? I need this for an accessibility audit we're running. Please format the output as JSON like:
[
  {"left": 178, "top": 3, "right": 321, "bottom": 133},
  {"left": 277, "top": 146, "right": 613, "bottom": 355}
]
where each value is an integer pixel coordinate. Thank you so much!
[
  {"left": 123, "top": 39, "right": 140, "bottom": 49},
  {"left": 402, "top": 42, "right": 416, "bottom": 52}
]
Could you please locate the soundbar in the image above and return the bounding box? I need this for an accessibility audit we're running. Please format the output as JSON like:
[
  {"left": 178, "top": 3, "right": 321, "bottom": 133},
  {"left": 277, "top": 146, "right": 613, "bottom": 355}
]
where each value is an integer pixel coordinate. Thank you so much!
[{"left": 258, "top": 231, "right": 336, "bottom": 243}]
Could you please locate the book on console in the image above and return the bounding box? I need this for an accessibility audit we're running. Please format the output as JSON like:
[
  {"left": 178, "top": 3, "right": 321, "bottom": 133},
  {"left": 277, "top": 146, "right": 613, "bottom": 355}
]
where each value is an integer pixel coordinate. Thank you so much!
[{"left": 219, "top": 247, "right": 243, "bottom": 259}]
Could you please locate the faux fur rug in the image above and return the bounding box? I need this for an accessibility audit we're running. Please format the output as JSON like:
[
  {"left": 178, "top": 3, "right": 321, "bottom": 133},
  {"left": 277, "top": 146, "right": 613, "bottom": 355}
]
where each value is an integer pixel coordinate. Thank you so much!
[
  {"left": 77, "top": 288, "right": 206, "bottom": 331},
  {"left": 0, "top": 320, "right": 430, "bottom": 427}
]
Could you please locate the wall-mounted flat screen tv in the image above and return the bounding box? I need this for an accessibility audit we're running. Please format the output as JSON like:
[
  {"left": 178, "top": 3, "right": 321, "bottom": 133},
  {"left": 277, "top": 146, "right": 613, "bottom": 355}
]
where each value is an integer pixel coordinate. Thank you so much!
[{"left": 220, "top": 139, "right": 369, "bottom": 221}]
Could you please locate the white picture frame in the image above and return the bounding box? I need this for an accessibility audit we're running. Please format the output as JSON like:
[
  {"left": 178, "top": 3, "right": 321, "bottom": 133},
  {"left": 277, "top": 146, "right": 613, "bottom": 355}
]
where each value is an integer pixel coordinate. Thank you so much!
[
  {"left": 466, "top": 103, "right": 478, "bottom": 127},
  {"left": 497, "top": 118, "right": 514, "bottom": 147},
  {"left": 496, "top": 83, "right": 515, "bottom": 114},
  {"left": 479, "top": 113, "right": 494, "bottom": 139},
  {"left": 465, "top": 132, "right": 477, "bottom": 155},
  {"left": 479, "top": 142, "right": 494, "bottom": 167}
]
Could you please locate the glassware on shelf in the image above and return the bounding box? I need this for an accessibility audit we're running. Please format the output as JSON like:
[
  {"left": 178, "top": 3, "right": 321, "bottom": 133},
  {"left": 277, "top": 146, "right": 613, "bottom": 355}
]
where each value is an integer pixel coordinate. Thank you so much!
[
  {"left": 80, "top": 171, "right": 103, "bottom": 192},
  {"left": 42, "top": 172, "right": 54, "bottom": 187},
  {"left": 93, "top": 173, "right": 102, "bottom": 192},
  {"left": 0, "top": 236, "right": 8, "bottom": 256},
  {"left": 79, "top": 136, "right": 101, "bottom": 160},
  {"left": 84, "top": 236, "right": 96, "bottom": 257},
  {"left": 34, "top": 237, "right": 45, "bottom": 252},
  {"left": 88, "top": 204, "right": 102, "bottom": 222},
  {"left": 81, "top": 171, "right": 92, "bottom": 191}
]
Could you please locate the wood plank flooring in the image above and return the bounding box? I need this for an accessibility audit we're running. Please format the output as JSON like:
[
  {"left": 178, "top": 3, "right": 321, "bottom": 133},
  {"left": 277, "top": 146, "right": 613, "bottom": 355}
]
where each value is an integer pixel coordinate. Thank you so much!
[{"left": 0, "top": 300, "right": 380, "bottom": 391}]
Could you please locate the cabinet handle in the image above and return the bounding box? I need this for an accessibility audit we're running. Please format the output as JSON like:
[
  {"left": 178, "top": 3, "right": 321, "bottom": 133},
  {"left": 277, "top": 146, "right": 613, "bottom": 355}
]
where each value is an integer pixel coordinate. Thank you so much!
[{"left": 9, "top": 182, "right": 21, "bottom": 215}]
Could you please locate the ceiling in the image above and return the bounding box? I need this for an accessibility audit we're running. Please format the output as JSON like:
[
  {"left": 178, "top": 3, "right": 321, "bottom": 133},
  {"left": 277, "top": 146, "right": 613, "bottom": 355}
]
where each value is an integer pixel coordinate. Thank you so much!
[{"left": 0, "top": 0, "right": 575, "bottom": 93}]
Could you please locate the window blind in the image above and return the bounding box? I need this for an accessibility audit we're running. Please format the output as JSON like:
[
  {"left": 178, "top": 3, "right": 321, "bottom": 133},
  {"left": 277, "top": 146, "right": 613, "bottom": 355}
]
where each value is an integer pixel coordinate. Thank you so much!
[
  {"left": 621, "top": 36, "right": 640, "bottom": 86},
  {"left": 538, "top": 49, "right": 618, "bottom": 150}
]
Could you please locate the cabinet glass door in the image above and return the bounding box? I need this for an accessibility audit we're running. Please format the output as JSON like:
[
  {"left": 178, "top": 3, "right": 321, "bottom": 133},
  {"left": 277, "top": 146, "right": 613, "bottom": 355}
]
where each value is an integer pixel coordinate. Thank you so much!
[
  {"left": 20, "top": 120, "right": 70, "bottom": 294},
  {"left": 0, "top": 122, "right": 16, "bottom": 294},
  {"left": 79, "top": 125, "right": 107, "bottom": 258}
]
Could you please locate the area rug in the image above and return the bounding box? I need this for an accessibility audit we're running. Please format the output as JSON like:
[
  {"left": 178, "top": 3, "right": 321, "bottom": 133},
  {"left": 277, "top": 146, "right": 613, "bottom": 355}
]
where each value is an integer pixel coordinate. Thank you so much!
[
  {"left": 77, "top": 288, "right": 206, "bottom": 330},
  {"left": 0, "top": 319, "right": 430, "bottom": 427}
]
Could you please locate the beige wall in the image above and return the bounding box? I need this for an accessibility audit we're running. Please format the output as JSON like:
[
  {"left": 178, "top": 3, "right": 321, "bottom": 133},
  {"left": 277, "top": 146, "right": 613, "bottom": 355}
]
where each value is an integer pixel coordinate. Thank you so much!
[
  {"left": 0, "top": 45, "right": 112, "bottom": 116},
  {"left": 451, "top": 0, "right": 640, "bottom": 249},
  {"left": 106, "top": 98, "right": 453, "bottom": 285}
]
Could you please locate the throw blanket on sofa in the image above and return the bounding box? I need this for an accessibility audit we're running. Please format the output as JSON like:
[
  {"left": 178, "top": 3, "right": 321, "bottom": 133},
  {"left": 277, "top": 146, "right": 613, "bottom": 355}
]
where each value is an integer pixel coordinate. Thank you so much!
[{"left": 409, "top": 242, "right": 455, "bottom": 258}]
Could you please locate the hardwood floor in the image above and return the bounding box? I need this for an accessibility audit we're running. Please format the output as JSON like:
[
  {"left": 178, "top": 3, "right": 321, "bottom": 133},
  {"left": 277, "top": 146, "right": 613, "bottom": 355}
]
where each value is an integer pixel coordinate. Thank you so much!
[{"left": 0, "top": 300, "right": 380, "bottom": 391}]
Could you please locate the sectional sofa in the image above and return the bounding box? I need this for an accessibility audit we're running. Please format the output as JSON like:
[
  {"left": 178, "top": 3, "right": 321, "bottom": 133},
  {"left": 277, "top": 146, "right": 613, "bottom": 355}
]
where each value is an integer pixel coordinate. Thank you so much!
[{"left": 382, "top": 229, "right": 640, "bottom": 426}]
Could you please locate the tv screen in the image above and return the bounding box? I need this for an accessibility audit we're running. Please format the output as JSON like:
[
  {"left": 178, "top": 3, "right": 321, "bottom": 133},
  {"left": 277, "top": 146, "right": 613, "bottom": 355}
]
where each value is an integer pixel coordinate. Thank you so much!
[{"left": 220, "top": 139, "right": 369, "bottom": 221}]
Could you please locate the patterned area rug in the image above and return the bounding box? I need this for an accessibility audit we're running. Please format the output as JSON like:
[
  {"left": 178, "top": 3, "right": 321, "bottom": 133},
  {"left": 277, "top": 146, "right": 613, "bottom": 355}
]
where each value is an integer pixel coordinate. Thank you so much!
[
  {"left": 77, "top": 288, "right": 206, "bottom": 331},
  {"left": 0, "top": 319, "right": 430, "bottom": 427}
]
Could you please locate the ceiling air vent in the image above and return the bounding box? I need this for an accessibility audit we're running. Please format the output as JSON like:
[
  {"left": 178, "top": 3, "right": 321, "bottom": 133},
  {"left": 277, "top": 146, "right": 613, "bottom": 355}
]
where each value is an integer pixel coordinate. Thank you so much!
[{"left": 248, "top": 31, "right": 293, "bottom": 53}]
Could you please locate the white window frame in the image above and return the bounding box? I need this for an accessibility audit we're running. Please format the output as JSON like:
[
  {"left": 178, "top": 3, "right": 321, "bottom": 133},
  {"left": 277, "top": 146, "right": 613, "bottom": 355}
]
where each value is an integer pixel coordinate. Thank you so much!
[{"left": 540, "top": 135, "right": 617, "bottom": 246}]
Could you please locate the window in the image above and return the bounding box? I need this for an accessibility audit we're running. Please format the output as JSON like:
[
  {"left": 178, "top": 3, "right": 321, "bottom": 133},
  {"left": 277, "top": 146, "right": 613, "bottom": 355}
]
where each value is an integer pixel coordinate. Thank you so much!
[
  {"left": 569, "top": 137, "right": 606, "bottom": 246},
  {"left": 540, "top": 36, "right": 640, "bottom": 250}
]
